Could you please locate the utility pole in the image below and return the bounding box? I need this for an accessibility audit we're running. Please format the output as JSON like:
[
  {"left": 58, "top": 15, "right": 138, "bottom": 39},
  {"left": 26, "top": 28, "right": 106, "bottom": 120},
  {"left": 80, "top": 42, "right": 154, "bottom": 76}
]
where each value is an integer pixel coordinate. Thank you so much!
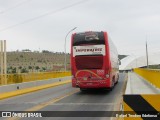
[
  {"left": 0, "top": 40, "right": 7, "bottom": 85},
  {"left": 146, "top": 40, "right": 149, "bottom": 68}
]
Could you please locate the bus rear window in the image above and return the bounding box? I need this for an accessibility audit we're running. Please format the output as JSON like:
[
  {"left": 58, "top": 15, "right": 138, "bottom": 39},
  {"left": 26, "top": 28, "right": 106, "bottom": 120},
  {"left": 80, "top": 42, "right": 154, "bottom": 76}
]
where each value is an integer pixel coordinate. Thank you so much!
[
  {"left": 73, "top": 32, "right": 105, "bottom": 46},
  {"left": 75, "top": 55, "right": 103, "bottom": 69}
]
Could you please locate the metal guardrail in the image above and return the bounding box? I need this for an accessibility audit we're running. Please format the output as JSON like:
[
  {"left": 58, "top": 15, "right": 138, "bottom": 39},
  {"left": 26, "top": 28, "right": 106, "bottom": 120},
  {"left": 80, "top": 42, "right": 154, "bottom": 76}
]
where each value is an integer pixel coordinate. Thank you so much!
[
  {"left": 134, "top": 68, "right": 160, "bottom": 89},
  {"left": 0, "top": 71, "right": 71, "bottom": 85}
]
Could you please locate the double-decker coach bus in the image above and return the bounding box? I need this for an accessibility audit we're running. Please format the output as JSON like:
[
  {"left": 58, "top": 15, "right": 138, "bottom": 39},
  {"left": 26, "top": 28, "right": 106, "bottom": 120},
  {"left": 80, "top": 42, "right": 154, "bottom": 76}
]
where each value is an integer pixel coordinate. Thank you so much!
[{"left": 70, "top": 31, "right": 119, "bottom": 91}]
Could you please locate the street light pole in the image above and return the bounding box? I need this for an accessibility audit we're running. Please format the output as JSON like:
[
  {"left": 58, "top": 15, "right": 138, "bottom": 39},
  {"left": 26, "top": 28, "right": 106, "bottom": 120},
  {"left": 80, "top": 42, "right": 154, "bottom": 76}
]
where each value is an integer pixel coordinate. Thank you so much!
[
  {"left": 146, "top": 40, "right": 149, "bottom": 68},
  {"left": 64, "top": 27, "right": 77, "bottom": 71}
]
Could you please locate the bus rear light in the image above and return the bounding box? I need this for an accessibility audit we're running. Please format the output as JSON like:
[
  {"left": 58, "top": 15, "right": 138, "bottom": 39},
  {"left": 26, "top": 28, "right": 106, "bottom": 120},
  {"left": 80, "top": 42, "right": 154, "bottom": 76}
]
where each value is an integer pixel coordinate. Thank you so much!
[
  {"left": 100, "top": 82, "right": 106, "bottom": 84},
  {"left": 106, "top": 74, "right": 110, "bottom": 78}
]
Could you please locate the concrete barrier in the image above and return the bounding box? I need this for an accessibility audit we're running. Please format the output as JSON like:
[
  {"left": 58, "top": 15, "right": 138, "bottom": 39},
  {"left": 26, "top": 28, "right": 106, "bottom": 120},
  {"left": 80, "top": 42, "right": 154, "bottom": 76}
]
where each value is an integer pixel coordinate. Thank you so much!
[
  {"left": 0, "top": 71, "right": 71, "bottom": 85},
  {"left": 125, "top": 72, "right": 160, "bottom": 94},
  {"left": 125, "top": 73, "right": 131, "bottom": 94},
  {"left": 0, "top": 76, "right": 71, "bottom": 93},
  {"left": 134, "top": 68, "right": 160, "bottom": 89}
]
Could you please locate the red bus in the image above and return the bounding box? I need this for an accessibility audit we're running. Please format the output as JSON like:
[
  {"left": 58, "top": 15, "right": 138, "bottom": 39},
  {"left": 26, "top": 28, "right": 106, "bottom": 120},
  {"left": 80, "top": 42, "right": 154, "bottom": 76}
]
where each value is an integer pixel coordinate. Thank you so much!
[{"left": 70, "top": 31, "right": 119, "bottom": 91}]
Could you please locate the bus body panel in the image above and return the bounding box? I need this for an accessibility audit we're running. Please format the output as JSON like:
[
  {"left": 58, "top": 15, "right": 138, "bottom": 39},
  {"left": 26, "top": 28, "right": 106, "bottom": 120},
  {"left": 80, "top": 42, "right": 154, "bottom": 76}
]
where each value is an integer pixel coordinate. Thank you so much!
[{"left": 71, "top": 31, "right": 119, "bottom": 89}]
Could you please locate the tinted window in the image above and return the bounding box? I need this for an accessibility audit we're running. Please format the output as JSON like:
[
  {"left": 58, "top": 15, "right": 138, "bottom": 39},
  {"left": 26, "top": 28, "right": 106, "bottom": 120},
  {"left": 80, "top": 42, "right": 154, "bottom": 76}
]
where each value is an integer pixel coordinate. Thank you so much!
[
  {"left": 75, "top": 55, "right": 103, "bottom": 69},
  {"left": 73, "top": 32, "right": 105, "bottom": 46}
]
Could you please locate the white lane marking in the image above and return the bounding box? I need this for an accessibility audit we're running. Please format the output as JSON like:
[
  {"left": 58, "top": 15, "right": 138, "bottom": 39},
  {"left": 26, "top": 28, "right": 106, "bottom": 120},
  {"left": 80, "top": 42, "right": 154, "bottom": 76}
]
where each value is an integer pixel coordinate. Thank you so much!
[{"left": 0, "top": 103, "right": 119, "bottom": 105}]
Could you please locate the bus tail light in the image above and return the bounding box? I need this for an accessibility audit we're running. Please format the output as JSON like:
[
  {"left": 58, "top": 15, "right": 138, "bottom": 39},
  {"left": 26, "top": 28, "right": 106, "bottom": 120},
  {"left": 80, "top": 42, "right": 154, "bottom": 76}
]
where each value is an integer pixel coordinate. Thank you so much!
[{"left": 106, "top": 74, "right": 110, "bottom": 78}]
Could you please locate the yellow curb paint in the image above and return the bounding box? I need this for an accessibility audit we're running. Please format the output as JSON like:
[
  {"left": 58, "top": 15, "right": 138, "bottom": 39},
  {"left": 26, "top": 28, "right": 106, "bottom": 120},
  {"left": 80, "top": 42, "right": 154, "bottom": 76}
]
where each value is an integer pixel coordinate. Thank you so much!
[{"left": 0, "top": 80, "right": 71, "bottom": 100}]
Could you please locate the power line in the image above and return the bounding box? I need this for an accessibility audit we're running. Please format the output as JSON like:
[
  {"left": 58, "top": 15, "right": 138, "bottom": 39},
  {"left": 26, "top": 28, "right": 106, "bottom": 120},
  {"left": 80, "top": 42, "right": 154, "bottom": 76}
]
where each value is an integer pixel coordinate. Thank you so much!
[
  {"left": 0, "top": 0, "right": 32, "bottom": 14},
  {"left": 0, "top": 0, "right": 90, "bottom": 32}
]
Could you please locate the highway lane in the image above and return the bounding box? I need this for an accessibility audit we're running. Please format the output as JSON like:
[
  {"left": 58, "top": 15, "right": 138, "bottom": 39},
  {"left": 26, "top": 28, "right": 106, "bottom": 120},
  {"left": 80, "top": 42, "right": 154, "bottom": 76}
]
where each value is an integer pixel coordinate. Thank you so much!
[
  {"left": 0, "top": 73, "right": 127, "bottom": 120},
  {"left": 38, "top": 73, "right": 126, "bottom": 120},
  {"left": 0, "top": 84, "right": 76, "bottom": 111}
]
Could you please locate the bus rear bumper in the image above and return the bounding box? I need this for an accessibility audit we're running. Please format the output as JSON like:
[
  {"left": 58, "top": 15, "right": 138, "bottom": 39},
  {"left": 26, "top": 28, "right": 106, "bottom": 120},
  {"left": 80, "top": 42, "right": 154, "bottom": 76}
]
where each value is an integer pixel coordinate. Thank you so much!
[{"left": 75, "top": 80, "right": 110, "bottom": 88}]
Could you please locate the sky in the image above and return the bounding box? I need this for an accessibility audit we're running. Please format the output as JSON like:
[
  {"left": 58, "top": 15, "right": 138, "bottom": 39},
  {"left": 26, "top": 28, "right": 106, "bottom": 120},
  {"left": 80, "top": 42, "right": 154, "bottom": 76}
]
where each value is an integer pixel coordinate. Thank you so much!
[{"left": 0, "top": 0, "right": 160, "bottom": 55}]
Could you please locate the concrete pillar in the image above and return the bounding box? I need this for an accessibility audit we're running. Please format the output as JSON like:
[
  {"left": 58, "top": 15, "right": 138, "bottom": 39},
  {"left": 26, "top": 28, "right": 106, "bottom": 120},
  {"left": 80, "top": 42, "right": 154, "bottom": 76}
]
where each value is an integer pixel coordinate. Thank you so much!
[
  {"left": 0, "top": 40, "right": 3, "bottom": 84},
  {"left": 0, "top": 40, "right": 7, "bottom": 85},
  {"left": 4, "top": 40, "right": 7, "bottom": 84}
]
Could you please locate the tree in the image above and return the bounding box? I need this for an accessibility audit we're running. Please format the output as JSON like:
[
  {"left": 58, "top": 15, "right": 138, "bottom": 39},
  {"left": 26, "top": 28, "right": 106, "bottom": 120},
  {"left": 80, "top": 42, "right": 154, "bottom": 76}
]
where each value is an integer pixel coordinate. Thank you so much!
[
  {"left": 28, "top": 66, "right": 32, "bottom": 72},
  {"left": 18, "top": 66, "right": 22, "bottom": 73},
  {"left": 18, "top": 66, "right": 22, "bottom": 69},
  {"left": 28, "top": 66, "right": 32, "bottom": 70},
  {"left": 7, "top": 67, "right": 12, "bottom": 73},
  {"left": 42, "top": 50, "right": 50, "bottom": 53},
  {"left": 22, "top": 49, "right": 31, "bottom": 52},
  {"left": 21, "top": 68, "right": 28, "bottom": 73},
  {"left": 12, "top": 67, "right": 16, "bottom": 73},
  {"left": 35, "top": 66, "right": 40, "bottom": 72},
  {"left": 42, "top": 67, "right": 46, "bottom": 71}
]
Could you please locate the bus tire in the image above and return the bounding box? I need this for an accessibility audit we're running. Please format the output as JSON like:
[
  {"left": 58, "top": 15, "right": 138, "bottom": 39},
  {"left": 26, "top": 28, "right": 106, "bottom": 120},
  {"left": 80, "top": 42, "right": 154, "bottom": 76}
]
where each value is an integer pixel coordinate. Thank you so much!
[
  {"left": 115, "top": 80, "right": 118, "bottom": 84},
  {"left": 110, "top": 82, "right": 114, "bottom": 91},
  {"left": 109, "top": 86, "right": 113, "bottom": 91}
]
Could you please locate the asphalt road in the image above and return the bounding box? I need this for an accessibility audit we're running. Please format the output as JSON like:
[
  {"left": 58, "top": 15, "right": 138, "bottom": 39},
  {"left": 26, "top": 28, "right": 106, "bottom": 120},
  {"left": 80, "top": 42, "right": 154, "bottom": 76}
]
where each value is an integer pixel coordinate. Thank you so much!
[{"left": 0, "top": 73, "right": 127, "bottom": 120}]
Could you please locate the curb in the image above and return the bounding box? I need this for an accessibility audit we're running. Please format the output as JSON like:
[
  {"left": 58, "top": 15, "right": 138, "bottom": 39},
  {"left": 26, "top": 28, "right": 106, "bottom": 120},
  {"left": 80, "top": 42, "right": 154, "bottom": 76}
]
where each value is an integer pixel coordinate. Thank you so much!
[
  {"left": 125, "top": 73, "right": 131, "bottom": 94},
  {"left": 0, "top": 80, "right": 71, "bottom": 100}
]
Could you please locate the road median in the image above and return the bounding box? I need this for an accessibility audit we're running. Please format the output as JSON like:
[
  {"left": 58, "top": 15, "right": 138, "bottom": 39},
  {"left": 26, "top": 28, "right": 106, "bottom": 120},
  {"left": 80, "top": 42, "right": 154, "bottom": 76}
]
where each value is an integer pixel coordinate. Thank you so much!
[{"left": 0, "top": 80, "right": 71, "bottom": 100}]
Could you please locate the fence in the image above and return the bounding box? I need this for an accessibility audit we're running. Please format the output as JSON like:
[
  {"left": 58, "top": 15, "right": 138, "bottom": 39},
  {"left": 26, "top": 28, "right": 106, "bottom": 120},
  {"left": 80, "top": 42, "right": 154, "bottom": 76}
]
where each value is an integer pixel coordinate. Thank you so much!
[
  {"left": 134, "top": 68, "right": 160, "bottom": 89},
  {"left": 0, "top": 71, "right": 71, "bottom": 85}
]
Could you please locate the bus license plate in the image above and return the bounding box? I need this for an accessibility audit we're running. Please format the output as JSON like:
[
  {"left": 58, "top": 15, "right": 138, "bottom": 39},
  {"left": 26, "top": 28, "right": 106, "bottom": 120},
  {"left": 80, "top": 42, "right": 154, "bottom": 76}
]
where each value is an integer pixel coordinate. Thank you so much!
[
  {"left": 87, "top": 83, "right": 92, "bottom": 85},
  {"left": 83, "top": 77, "right": 87, "bottom": 80}
]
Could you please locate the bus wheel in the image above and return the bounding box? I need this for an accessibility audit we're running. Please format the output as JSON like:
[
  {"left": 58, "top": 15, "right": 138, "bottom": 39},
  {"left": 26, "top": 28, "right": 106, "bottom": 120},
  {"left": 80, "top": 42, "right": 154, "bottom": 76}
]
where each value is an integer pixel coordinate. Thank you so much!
[
  {"left": 115, "top": 80, "right": 118, "bottom": 84},
  {"left": 115, "top": 76, "right": 119, "bottom": 84},
  {"left": 110, "top": 81, "right": 115, "bottom": 90},
  {"left": 109, "top": 86, "right": 114, "bottom": 91}
]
